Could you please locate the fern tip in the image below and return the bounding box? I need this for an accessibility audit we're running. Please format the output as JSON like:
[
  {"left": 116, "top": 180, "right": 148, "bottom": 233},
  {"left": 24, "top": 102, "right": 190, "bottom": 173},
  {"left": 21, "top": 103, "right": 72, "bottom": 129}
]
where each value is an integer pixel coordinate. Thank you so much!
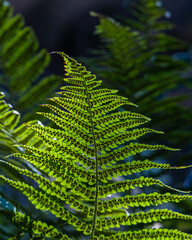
[
  {"left": 144, "top": 116, "right": 151, "bottom": 121},
  {"left": 157, "top": 130, "right": 164, "bottom": 134},
  {"left": 0, "top": 160, "right": 6, "bottom": 164},
  {"left": 13, "top": 144, "right": 20, "bottom": 147},
  {"left": 128, "top": 101, "right": 138, "bottom": 107},
  {"left": 56, "top": 91, "right": 62, "bottom": 95},
  {"left": 0, "top": 92, "right": 5, "bottom": 98},
  {"left": 166, "top": 147, "right": 181, "bottom": 151},
  {"left": 174, "top": 164, "right": 192, "bottom": 170},
  {"left": 89, "top": 11, "right": 97, "bottom": 17},
  {"left": 89, "top": 11, "right": 106, "bottom": 19},
  {"left": 48, "top": 51, "right": 58, "bottom": 55}
]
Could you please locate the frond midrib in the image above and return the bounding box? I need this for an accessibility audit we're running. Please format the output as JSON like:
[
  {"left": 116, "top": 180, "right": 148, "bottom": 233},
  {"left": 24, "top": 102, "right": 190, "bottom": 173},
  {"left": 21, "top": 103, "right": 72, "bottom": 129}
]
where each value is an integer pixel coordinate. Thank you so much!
[{"left": 83, "top": 79, "right": 99, "bottom": 239}]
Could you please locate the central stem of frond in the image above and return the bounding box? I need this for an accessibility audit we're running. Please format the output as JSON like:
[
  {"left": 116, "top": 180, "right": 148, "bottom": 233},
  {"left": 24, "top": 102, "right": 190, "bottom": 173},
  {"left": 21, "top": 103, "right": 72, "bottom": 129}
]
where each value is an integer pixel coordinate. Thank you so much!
[{"left": 84, "top": 82, "right": 99, "bottom": 240}]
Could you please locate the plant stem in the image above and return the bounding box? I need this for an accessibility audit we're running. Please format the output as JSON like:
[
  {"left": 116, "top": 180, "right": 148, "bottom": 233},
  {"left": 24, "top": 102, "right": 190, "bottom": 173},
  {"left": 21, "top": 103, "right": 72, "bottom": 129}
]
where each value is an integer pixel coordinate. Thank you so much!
[{"left": 84, "top": 82, "right": 99, "bottom": 240}]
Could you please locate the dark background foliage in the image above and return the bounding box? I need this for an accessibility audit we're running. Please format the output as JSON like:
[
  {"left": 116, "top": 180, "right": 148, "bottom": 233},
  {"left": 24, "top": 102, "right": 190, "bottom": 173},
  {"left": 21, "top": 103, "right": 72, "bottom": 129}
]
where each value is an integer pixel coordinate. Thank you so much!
[{"left": 7, "top": 0, "right": 192, "bottom": 74}]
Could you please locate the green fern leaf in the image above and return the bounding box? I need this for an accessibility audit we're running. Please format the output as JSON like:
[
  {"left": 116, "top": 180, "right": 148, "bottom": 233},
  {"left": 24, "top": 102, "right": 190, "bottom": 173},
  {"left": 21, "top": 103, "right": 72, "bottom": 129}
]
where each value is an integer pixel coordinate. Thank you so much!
[
  {"left": 87, "top": 2, "right": 192, "bottom": 207},
  {"left": 92, "top": 228, "right": 192, "bottom": 240},
  {"left": 0, "top": 1, "right": 61, "bottom": 122},
  {"left": 98, "top": 192, "right": 192, "bottom": 212},
  {"left": 0, "top": 91, "right": 44, "bottom": 162},
  {"left": 98, "top": 160, "right": 189, "bottom": 182},
  {"left": 12, "top": 211, "right": 70, "bottom": 239},
  {"left": 97, "top": 143, "right": 179, "bottom": 167},
  {"left": 0, "top": 52, "right": 192, "bottom": 239}
]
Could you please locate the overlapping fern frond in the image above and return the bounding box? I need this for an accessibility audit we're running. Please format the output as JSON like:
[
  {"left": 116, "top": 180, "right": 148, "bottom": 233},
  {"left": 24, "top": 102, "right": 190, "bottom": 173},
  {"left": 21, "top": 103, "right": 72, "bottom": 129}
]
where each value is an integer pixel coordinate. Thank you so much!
[
  {"left": 87, "top": 1, "right": 192, "bottom": 232},
  {"left": 0, "top": 52, "right": 192, "bottom": 239},
  {"left": 0, "top": 201, "right": 69, "bottom": 240},
  {"left": 0, "top": 91, "right": 44, "bottom": 164},
  {"left": 88, "top": 0, "right": 192, "bottom": 165},
  {"left": 0, "top": 91, "right": 47, "bottom": 238},
  {"left": 0, "top": 2, "right": 61, "bottom": 234},
  {"left": 0, "top": 0, "right": 62, "bottom": 122}
]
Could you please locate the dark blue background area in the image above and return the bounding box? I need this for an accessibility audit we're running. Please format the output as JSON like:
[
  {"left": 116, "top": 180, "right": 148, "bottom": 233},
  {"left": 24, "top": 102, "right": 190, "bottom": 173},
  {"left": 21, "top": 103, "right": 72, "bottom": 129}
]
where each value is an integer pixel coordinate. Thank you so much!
[{"left": 7, "top": 0, "right": 192, "bottom": 56}]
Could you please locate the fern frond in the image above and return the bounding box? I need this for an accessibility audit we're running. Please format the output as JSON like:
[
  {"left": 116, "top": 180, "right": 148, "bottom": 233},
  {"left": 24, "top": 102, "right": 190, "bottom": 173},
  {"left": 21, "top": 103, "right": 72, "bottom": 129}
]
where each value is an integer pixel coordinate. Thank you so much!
[
  {"left": 36, "top": 111, "right": 92, "bottom": 135},
  {"left": 29, "top": 121, "right": 93, "bottom": 146},
  {"left": 0, "top": 197, "right": 69, "bottom": 239},
  {"left": 88, "top": 89, "right": 118, "bottom": 98},
  {"left": 98, "top": 192, "right": 192, "bottom": 212},
  {"left": 1, "top": 160, "right": 95, "bottom": 219},
  {"left": 98, "top": 159, "right": 182, "bottom": 182},
  {"left": 0, "top": 175, "right": 92, "bottom": 235},
  {"left": 49, "top": 97, "right": 90, "bottom": 122},
  {"left": 58, "top": 90, "right": 88, "bottom": 102},
  {"left": 0, "top": 1, "right": 61, "bottom": 122},
  {"left": 92, "top": 99, "right": 137, "bottom": 118},
  {"left": 10, "top": 146, "right": 95, "bottom": 184},
  {"left": 97, "top": 176, "right": 189, "bottom": 199},
  {"left": 1, "top": 52, "right": 192, "bottom": 239},
  {"left": 88, "top": 1, "right": 192, "bottom": 195},
  {"left": 12, "top": 211, "right": 70, "bottom": 239},
  {"left": 26, "top": 122, "right": 94, "bottom": 157},
  {"left": 0, "top": 91, "right": 44, "bottom": 160},
  {"left": 0, "top": 107, "right": 19, "bottom": 131},
  {"left": 95, "top": 209, "right": 192, "bottom": 230},
  {"left": 95, "top": 118, "right": 149, "bottom": 140},
  {"left": 94, "top": 110, "right": 150, "bottom": 124},
  {"left": 93, "top": 228, "right": 192, "bottom": 240},
  {"left": 8, "top": 153, "right": 66, "bottom": 179},
  {"left": 90, "top": 94, "right": 126, "bottom": 107},
  {"left": 96, "top": 128, "right": 163, "bottom": 153},
  {"left": 60, "top": 85, "right": 86, "bottom": 94},
  {"left": 98, "top": 143, "right": 178, "bottom": 167}
]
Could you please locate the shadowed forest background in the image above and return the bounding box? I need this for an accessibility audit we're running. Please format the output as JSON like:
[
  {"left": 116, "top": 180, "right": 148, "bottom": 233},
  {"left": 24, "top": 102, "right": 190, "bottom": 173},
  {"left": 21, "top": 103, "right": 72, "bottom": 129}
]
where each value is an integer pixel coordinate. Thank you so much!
[{"left": 8, "top": 0, "right": 192, "bottom": 74}]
